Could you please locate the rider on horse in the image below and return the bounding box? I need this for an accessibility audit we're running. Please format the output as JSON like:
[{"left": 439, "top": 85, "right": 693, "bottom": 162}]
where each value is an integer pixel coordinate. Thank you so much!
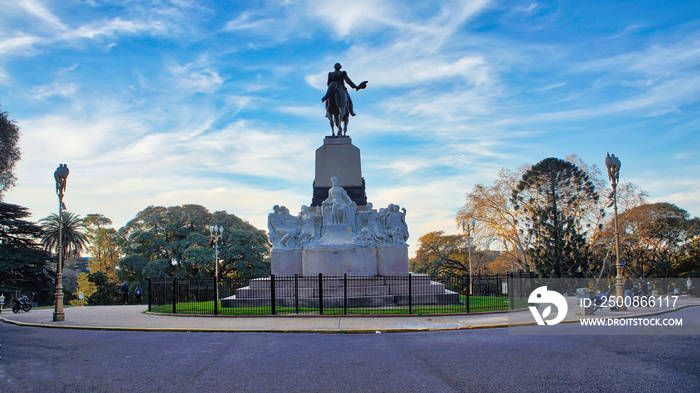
[{"left": 322, "top": 63, "right": 366, "bottom": 116}]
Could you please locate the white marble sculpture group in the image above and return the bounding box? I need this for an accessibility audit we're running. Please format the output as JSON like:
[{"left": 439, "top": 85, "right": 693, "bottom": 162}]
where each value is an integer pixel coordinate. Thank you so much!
[{"left": 268, "top": 176, "right": 409, "bottom": 251}]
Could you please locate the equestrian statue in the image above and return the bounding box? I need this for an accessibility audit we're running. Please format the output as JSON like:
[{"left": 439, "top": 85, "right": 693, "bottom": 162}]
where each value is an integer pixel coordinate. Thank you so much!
[{"left": 321, "top": 63, "right": 367, "bottom": 137}]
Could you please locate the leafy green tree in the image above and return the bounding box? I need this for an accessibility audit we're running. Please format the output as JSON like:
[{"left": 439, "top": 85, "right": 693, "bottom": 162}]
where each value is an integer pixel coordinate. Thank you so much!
[
  {"left": 118, "top": 255, "right": 150, "bottom": 282},
  {"left": 220, "top": 227, "right": 272, "bottom": 280},
  {"left": 118, "top": 205, "right": 169, "bottom": 260},
  {"left": 0, "top": 107, "right": 21, "bottom": 200},
  {"left": 118, "top": 204, "right": 271, "bottom": 281},
  {"left": 0, "top": 203, "right": 54, "bottom": 294},
  {"left": 512, "top": 157, "right": 598, "bottom": 278},
  {"left": 39, "top": 211, "right": 89, "bottom": 265},
  {"left": 85, "top": 272, "right": 121, "bottom": 305}
]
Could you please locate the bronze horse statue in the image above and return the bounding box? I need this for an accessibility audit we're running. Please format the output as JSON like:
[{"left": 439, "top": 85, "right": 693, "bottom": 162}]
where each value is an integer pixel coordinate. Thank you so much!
[
  {"left": 325, "top": 82, "right": 349, "bottom": 137},
  {"left": 323, "top": 73, "right": 367, "bottom": 137}
]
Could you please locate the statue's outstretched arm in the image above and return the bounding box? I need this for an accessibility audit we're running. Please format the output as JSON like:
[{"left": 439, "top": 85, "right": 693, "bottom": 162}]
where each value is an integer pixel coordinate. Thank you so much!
[{"left": 344, "top": 74, "right": 358, "bottom": 90}]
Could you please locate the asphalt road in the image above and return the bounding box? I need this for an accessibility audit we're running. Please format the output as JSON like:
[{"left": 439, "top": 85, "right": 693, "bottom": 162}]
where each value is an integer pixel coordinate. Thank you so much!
[{"left": 1, "top": 308, "right": 698, "bottom": 393}]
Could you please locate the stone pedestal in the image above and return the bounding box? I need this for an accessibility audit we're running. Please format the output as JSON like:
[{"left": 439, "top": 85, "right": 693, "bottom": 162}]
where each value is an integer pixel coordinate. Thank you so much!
[
  {"left": 377, "top": 246, "right": 409, "bottom": 275},
  {"left": 275, "top": 245, "right": 409, "bottom": 276},
  {"left": 303, "top": 248, "right": 377, "bottom": 275},
  {"left": 312, "top": 136, "right": 367, "bottom": 207},
  {"left": 270, "top": 249, "right": 302, "bottom": 275}
]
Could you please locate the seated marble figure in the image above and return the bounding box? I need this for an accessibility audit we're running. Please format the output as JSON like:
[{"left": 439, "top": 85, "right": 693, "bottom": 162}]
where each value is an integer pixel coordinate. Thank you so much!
[{"left": 321, "top": 176, "right": 357, "bottom": 226}]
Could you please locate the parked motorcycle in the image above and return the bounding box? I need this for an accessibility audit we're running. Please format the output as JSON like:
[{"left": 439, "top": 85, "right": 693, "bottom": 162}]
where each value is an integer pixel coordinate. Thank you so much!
[{"left": 11, "top": 295, "right": 32, "bottom": 313}]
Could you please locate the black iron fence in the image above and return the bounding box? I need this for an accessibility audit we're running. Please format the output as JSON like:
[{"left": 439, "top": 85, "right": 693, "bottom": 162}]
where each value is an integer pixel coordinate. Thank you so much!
[{"left": 148, "top": 272, "right": 536, "bottom": 316}]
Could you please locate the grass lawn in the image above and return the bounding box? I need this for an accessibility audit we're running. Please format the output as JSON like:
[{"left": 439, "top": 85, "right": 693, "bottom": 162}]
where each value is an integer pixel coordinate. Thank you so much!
[{"left": 149, "top": 295, "right": 530, "bottom": 316}]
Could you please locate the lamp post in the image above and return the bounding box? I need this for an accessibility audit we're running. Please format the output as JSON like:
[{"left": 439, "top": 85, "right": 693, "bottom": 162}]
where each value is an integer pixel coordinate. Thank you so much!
[
  {"left": 53, "top": 164, "right": 69, "bottom": 321},
  {"left": 605, "top": 153, "right": 625, "bottom": 311},
  {"left": 462, "top": 219, "right": 476, "bottom": 295},
  {"left": 209, "top": 225, "right": 224, "bottom": 311}
]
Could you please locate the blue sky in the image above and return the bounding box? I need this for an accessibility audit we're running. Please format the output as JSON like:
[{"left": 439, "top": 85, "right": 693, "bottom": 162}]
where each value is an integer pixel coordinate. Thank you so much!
[{"left": 2, "top": 0, "right": 699, "bottom": 254}]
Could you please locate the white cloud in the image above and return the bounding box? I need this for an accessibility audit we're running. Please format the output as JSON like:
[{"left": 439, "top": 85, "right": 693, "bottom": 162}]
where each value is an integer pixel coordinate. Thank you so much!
[
  {"left": 580, "top": 33, "right": 700, "bottom": 77},
  {"left": 62, "top": 18, "right": 152, "bottom": 40},
  {"left": 28, "top": 81, "right": 77, "bottom": 99},
  {"left": 17, "top": 0, "right": 67, "bottom": 31},
  {"left": 641, "top": 176, "right": 700, "bottom": 219},
  {"left": 308, "top": 0, "right": 405, "bottom": 38},
  {"left": 165, "top": 57, "right": 224, "bottom": 94},
  {"left": 221, "top": 11, "right": 277, "bottom": 32},
  {"left": 0, "top": 35, "right": 41, "bottom": 57},
  {"left": 516, "top": 75, "right": 700, "bottom": 123}
]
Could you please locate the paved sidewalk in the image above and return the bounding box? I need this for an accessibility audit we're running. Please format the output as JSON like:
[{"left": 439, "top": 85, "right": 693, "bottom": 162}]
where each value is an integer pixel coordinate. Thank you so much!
[{"left": 1, "top": 297, "right": 698, "bottom": 333}]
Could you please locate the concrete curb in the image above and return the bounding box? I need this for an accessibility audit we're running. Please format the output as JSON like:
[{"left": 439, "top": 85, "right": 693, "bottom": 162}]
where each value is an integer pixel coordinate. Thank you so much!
[
  {"left": 141, "top": 308, "right": 518, "bottom": 318},
  {"left": 1, "top": 304, "right": 695, "bottom": 334}
]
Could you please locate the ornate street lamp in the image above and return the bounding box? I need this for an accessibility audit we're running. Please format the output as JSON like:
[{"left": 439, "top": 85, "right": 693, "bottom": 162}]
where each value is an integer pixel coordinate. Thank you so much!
[
  {"left": 462, "top": 219, "right": 476, "bottom": 295},
  {"left": 53, "top": 164, "right": 69, "bottom": 321},
  {"left": 209, "top": 225, "right": 224, "bottom": 313},
  {"left": 604, "top": 153, "right": 625, "bottom": 311}
]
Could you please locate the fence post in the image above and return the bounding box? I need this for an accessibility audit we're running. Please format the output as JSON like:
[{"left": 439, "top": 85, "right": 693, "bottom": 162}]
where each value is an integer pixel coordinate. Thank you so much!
[
  {"left": 214, "top": 277, "right": 219, "bottom": 316},
  {"left": 408, "top": 273, "right": 412, "bottom": 314},
  {"left": 319, "top": 273, "right": 324, "bottom": 315},
  {"left": 509, "top": 272, "right": 515, "bottom": 310},
  {"left": 294, "top": 274, "right": 299, "bottom": 314},
  {"left": 465, "top": 274, "right": 470, "bottom": 313},
  {"left": 172, "top": 277, "right": 177, "bottom": 314},
  {"left": 344, "top": 273, "right": 348, "bottom": 315},
  {"left": 518, "top": 272, "right": 523, "bottom": 300},
  {"left": 271, "top": 274, "right": 276, "bottom": 315}
]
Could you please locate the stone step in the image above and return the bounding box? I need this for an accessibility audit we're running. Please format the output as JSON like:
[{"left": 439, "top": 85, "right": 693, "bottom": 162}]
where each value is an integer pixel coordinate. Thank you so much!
[
  {"left": 221, "top": 295, "right": 397, "bottom": 308},
  {"left": 388, "top": 282, "right": 448, "bottom": 295},
  {"left": 247, "top": 274, "right": 433, "bottom": 290},
  {"left": 236, "top": 285, "right": 392, "bottom": 299},
  {"left": 236, "top": 282, "right": 451, "bottom": 299},
  {"left": 220, "top": 292, "right": 462, "bottom": 309}
]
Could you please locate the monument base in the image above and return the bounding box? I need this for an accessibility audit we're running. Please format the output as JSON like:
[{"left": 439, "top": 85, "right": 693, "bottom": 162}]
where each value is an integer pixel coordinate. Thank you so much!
[
  {"left": 272, "top": 245, "right": 410, "bottom": 276},
  {"left": 377, "top": 247, "right": 409, "bottom": 275},
  {"left": 270, "top": 249, "right": 302, "bottom": 275},
  {"left": 303, "top": 248, "right": 377, "bottom": 275}
]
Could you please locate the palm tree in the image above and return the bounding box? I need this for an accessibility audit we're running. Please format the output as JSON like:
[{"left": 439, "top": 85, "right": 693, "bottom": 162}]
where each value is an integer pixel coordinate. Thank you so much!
[{"left": 40, "top": 211, "right": 89, "bottom": 266}]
